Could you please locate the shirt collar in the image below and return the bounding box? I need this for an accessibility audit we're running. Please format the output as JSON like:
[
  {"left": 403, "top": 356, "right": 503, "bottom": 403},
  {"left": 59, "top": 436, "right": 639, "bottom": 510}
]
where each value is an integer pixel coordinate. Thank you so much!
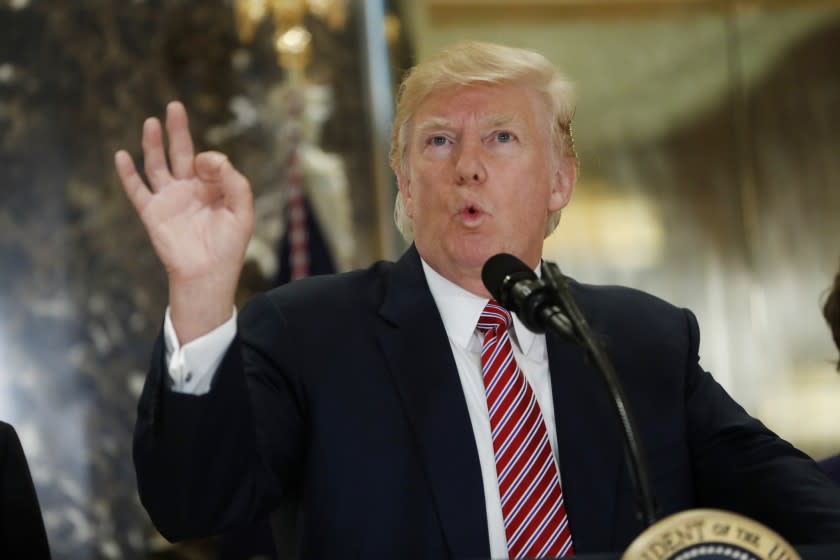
[{"left": 420, "top": 257, "right": 540, "bottom": 355}]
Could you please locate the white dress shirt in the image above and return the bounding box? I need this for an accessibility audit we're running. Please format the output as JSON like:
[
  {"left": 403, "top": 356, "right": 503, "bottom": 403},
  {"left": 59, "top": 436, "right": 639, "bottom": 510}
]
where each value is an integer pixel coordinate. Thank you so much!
[
  {"left": 163, "top": 306, "right": 236, "bottom": 394},
  {"left": 162, "top": 258, "right": 561, "bottom": 557},
  {"left": 420, "top": 260, "right": 561, "bottom": 557}
]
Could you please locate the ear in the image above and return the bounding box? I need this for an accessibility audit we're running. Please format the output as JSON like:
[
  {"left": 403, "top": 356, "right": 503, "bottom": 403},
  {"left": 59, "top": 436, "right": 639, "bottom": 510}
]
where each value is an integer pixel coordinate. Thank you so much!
[
  {"left": 548, "top": 156, "right": 576, "bottom": 212},
  {"left": 396, "top": 169, "right": 414, "bottom": 218}
]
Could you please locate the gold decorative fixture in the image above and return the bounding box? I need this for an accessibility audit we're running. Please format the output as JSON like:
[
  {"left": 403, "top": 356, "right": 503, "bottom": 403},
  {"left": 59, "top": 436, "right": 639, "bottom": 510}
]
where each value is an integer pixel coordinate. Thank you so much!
[{"left": 235, "top": 0, "right": 347, "bottom": 73}]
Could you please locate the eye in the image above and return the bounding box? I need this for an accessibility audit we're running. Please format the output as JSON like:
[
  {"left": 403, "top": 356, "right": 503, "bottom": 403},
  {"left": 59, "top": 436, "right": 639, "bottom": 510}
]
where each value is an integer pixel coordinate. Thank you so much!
[
  {"left": 430, "top": 135, "right": 448, "bottom": 146},
  {"left": 496, "top": 131, "right": 513, "bottom": 143}
]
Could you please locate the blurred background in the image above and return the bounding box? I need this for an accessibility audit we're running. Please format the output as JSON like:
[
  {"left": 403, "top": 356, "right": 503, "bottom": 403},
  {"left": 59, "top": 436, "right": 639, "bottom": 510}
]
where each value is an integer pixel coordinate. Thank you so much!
[{"left": 1, "top": 0, "right": 839, "bottom": 558}]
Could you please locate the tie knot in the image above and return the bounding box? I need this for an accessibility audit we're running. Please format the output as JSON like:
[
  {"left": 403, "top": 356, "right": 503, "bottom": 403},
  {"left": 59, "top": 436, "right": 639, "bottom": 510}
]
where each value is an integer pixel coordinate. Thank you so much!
[{"left": 477, "top": 300, "right": 512, "bottom": 333}]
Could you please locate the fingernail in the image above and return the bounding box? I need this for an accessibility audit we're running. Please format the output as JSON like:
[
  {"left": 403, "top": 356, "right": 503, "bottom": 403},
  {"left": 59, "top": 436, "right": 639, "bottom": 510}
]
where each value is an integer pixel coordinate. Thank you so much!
[{"left": 207, "top": 152, "right": 228, "bottom": 171}]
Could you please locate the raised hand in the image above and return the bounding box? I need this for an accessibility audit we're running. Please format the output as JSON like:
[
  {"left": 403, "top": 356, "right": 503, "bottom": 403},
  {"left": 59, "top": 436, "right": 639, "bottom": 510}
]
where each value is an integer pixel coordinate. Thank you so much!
[{"left": 115, "top": 101, "right": 255, "bottom": 343}]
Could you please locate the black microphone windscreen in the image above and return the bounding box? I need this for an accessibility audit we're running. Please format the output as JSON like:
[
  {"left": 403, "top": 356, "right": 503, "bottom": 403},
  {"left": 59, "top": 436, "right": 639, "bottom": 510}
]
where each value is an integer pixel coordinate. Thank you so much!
[{"left": 481, "top": 253, "right": 536, "bottom": 303}]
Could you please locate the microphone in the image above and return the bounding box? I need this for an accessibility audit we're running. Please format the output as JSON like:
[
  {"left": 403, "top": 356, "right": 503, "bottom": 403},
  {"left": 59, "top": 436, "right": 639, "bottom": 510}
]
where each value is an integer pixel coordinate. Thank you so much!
[
  {"left": 482, "top": 252, "right": 659, "bottom": 528},
  {"left": 481, "top": 253, "right": 576, "bottom": 339},
  {"left": 481, "top": 254, "right": 804, "bottom": 555}
]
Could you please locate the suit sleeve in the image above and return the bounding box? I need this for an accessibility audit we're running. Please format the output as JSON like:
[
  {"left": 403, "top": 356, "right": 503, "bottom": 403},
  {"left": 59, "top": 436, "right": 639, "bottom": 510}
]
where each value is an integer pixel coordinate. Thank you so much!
[
  {"left": 133, "top": 292, "right": 305, "bottom": 542},
  {"left": 682, "top": 308, "right": 840, "bottom": 543}
]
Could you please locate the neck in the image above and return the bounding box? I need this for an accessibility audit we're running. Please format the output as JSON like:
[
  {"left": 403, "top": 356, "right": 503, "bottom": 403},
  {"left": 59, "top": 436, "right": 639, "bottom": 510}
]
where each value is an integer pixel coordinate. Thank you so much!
[
  {"left": 452, "top": 274, "right": 492, "bottom": 299},
  {"left": 418, "top": 253, "right": 541, "bottom": 300}
]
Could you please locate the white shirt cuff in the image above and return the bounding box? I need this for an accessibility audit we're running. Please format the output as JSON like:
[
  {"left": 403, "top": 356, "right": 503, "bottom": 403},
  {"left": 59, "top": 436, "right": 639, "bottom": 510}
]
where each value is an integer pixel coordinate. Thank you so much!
[{"left": 163, "top": 307, "right": 237, "bottom": 395}]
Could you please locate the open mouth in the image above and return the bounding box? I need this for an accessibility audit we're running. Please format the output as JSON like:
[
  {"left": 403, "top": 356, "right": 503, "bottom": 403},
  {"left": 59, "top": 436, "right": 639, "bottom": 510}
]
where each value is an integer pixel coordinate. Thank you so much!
[{"left": 457, "top": 202, "right": 487, "bottom": 225}]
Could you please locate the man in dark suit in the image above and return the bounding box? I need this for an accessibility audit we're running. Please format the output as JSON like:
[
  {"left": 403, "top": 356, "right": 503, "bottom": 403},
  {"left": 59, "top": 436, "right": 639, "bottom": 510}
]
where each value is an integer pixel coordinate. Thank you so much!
[
  {"left": 0, "top": 421, "right": 51, "bottom": 558},
  {"left": 117, "top": 42, "right": 840, "bottom": 558}
]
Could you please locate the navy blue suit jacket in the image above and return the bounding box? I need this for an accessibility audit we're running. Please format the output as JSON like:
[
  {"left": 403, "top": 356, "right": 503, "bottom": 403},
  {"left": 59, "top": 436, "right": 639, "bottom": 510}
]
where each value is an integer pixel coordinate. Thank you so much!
[{"left": 134, "top": 246, "right": 840, "bottom": 557}]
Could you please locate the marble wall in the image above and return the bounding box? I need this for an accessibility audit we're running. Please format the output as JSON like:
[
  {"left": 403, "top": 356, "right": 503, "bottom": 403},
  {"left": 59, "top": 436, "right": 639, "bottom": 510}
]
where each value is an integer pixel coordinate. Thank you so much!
[{"left": 0, "top": 0, "right": 383, "bottom": 557}]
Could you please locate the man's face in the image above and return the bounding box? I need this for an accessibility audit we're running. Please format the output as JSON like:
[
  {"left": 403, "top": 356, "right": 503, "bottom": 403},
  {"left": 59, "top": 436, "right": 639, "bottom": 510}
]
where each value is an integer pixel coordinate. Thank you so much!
[{"left": 397, "top": 83, "right": 575, "bottom": 288}]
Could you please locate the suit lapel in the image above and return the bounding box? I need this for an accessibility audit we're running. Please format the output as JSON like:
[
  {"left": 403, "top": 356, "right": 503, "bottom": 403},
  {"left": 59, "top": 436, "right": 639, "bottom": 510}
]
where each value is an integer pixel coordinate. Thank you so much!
[
  {"left": 375, "top": 246, "right": 490, "bottom": 557},
  {"left": 547, "top": 327, "right": 623, "bottom": 552}
]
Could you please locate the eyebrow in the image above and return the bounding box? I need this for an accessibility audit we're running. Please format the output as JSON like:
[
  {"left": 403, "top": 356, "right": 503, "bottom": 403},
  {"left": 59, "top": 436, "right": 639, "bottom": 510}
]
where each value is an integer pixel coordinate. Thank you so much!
[
  {"left": 480, "top": 113, "right": 520, "bottom": 129},
  {"left": 414, "top": 117, "right": 453, "bottom": 136},
  {"left": 413, "top": 113, "right": 523, "bottom": 136}
]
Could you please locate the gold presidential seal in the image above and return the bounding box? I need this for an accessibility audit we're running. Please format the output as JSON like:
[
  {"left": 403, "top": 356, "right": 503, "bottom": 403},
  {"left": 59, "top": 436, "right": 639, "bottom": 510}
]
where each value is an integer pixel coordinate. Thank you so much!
[{"left": 622, "top": 509, "right": 800, "bottom": 560}]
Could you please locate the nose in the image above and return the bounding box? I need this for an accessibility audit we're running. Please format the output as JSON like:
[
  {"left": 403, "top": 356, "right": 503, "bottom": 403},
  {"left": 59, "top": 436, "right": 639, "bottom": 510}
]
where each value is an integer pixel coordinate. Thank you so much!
[{"left": 454, "top": 139, "right": 487, "bottom": 186}]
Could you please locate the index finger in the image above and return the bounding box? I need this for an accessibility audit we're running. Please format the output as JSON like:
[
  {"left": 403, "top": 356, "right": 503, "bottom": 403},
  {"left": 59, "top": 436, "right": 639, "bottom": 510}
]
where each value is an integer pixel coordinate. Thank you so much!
[{"left": 115, "top": 150, "right": 152, "bottom": 214}]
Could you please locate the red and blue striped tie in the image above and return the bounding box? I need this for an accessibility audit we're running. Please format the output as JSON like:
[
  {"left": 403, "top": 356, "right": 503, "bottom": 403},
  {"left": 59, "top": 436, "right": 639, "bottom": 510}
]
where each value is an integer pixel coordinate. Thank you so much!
[{"left": 478, "top": 300, "right": 575, "bottom": 558}]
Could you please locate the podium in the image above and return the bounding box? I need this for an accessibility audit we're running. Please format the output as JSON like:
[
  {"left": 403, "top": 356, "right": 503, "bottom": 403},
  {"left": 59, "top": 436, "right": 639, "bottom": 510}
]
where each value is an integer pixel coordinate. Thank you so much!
[{"left": 569, "top": 546, "right": 840, "bottom": 560}]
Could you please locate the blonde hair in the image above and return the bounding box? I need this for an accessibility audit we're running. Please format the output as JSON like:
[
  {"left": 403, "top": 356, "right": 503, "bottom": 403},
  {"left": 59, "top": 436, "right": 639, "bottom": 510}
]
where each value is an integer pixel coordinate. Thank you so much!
[{"left": 390, "top": 41, "right": 577, "bottom": 241}]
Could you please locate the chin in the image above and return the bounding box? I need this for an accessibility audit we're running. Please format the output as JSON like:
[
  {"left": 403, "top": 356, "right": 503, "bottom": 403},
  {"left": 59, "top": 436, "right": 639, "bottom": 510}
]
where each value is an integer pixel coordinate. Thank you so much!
[{"left": 447, "top": 237, "right": 503, "bottom": 270}]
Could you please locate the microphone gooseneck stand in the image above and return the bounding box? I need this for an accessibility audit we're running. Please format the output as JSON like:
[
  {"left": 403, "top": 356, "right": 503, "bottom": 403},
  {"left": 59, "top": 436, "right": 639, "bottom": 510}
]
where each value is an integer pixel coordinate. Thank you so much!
[{"left": 540, "top": 260, "right": 659, "bottom": 528}]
